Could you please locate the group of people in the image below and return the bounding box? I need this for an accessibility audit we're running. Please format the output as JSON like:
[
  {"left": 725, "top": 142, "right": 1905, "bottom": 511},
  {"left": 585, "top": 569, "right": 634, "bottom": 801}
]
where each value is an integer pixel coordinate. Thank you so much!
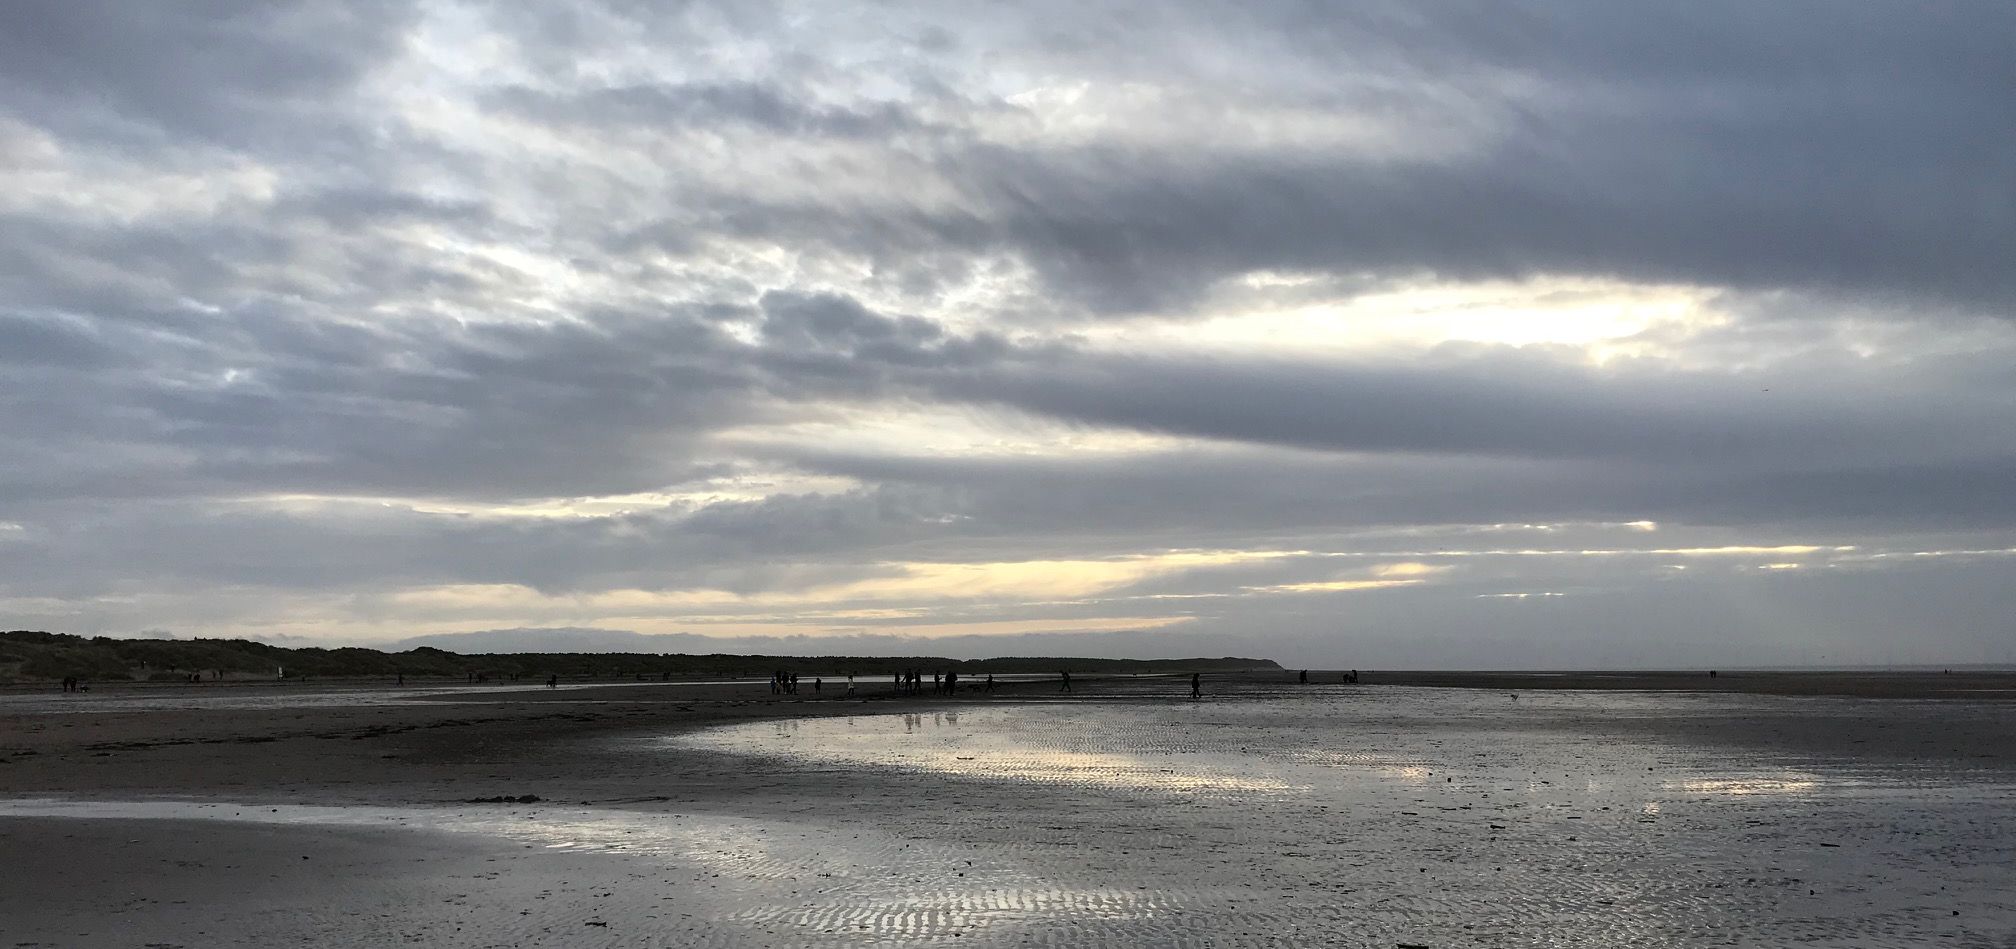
[
  {"left": 889, "top": 669, "right": 996, "bottom": 695},
  {"left": 1295, "top": 669, "right": 1360, "bottom": 684},
  {"left": 758, "top": 670, "right": 870, "bottom": 696},
  {"left": 58, "top": 676, "right": 85, "bottom": 692},
  {"left": 1298, "top": 668, "right": 1362, "bottom": 685}
]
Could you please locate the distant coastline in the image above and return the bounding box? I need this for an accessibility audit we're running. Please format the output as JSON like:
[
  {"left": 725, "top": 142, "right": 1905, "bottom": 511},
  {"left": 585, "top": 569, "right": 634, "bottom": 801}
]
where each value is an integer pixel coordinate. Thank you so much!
[{"left": 0, "top": 629, "right": 1279, "bottom": 684}]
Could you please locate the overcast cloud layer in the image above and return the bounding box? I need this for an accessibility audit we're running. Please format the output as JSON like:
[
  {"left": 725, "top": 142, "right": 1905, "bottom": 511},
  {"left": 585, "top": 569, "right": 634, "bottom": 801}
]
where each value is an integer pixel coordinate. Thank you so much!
[{"left": 4, "top": 1, "right": 2013, "bottom": 666}]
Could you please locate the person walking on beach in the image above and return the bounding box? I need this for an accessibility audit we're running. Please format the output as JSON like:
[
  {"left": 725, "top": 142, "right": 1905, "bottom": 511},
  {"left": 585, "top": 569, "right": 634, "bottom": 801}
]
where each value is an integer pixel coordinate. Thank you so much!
[
  {"left": 946, "top": 670, "right": 958, "bottom": 694},
  {"left": 546, "top": 674, "right": 557, "bottom": 689},
  {"left": 846, "top": 674, "right": 856, "bottom": 697},
  {"left": 814, "top": 677, "right": 823, "bottom": 694},
  {"left": 1191, "top": 672, "right": 1202, "bottom": 700},
  {"left": 1059, "top": 670, "right": 1072, "bottom": 692},
  {"left": 1299, "top": 669, "right": 1307, "bottom": 684},
  {"left": 986, "top": 674, "right": 994, "bottom": 692}
]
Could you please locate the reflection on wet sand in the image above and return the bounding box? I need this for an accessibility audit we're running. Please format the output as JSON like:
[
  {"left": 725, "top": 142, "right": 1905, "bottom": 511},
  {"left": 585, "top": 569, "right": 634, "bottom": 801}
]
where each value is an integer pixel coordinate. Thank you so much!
[
  {"left": 1672, "top": 774, "right": 1823, "bottom": 795},
  {"left": 686, "top": 708, "right": 1303, "bottom": 794},
  {"left": 9, "top": 687, "right": 2015, "bottom": 947},
  {"left": 645, "top": 693, "right": 2016, "bottom": 945}
]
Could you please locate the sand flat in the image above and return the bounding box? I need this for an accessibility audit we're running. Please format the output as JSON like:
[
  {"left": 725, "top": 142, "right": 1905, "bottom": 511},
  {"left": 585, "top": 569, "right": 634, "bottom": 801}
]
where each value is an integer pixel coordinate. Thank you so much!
[{"left": 2, "top": 678, "right": 2013, "bottom": 946}]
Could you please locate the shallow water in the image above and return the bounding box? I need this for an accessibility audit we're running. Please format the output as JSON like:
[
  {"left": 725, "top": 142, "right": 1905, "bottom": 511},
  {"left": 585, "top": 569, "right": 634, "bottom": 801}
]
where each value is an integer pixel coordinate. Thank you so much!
[{"left": 652, "top": 687, "right": 2016, "bottom": 947}]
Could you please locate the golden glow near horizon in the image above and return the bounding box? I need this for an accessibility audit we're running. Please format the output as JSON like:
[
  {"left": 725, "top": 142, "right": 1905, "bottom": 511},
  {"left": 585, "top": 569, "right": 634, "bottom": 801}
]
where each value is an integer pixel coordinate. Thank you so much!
[{"left": 35, "top": 533, "right": 2011, "bottom": 646}]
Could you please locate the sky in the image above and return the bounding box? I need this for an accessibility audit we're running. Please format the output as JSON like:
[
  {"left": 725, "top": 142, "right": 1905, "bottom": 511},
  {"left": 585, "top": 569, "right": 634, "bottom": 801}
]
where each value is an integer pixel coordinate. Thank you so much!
[{"left": 3, "top": 1, "right": 2014, "bottom": 666}]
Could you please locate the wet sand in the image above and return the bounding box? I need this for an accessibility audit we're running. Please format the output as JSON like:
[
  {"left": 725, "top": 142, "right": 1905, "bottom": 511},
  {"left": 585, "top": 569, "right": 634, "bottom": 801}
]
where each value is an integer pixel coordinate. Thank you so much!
[
  {"left": 1354, "top": 669, "right": 2016, "bottom": 700},
  {"left": 0, "top": 817, "right": 531, "bottom": 947},
  {"left": 3, "top": 676, "right": 2013, "bottom": 946}
]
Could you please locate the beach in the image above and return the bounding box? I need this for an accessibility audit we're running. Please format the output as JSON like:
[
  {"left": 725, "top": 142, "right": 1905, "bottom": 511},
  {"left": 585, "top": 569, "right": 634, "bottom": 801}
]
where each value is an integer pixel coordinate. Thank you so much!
[{"left": 4, "top": 674, "right": 2013, "bottom": 946}]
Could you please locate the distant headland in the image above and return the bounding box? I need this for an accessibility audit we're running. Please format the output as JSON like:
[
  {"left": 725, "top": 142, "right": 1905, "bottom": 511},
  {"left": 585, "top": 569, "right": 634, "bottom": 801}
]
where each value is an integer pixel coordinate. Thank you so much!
[{"left": 0, "top": 630, "right": 1281, "bottom": 684}]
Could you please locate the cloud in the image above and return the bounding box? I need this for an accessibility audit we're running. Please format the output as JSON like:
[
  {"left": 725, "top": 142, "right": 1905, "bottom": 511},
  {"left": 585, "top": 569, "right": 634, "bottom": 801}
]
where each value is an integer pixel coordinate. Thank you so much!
[
  {"left": 1, "top": 0, "right": 2011, "bottom": 665},
  {"left": 0, "top": 1, "right": 414, "bottom": 145},
  {"left": 439, "top": 0, "right": 2016, "bottom": 315}
]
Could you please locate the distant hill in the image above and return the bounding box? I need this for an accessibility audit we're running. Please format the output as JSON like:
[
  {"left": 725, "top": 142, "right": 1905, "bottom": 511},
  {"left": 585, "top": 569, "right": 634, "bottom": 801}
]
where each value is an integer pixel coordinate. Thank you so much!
[{"left": 0, "top": 629, "right": 1280, "bottom": 683}]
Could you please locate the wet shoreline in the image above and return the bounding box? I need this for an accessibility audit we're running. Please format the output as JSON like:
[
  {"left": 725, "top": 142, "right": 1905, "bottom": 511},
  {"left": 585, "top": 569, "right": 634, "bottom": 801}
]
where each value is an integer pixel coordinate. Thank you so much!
[{"left": 4, "top": 678, "right": 2013, "bottom": 946}]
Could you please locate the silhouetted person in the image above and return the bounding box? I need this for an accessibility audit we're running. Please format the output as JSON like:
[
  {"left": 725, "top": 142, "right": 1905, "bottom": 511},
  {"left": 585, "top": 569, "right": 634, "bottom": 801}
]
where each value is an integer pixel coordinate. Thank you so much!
[
  {"left": 986, "top": 674, "right": 994, "bottom": 692},
  {"left": 1191, "top": 672, "right": 1202, "bottom": 700},
  {"left": 1299, "top": 669, "right": 1308, "bottom": 684},
  {"left": 814, "top": 677, "right": 822, "bottom": 693},
  {"left": 846, "top": 674, "right": 856, "bottom": 697},
  {"left": 946, "top": 671, "right": 958, "bottom": 694},
  {"left": 546, "top": 674, "right": 557, "bottom": 689},
  {"left": 1059, "top": 670, "right": 1072, "bottom": 692}
]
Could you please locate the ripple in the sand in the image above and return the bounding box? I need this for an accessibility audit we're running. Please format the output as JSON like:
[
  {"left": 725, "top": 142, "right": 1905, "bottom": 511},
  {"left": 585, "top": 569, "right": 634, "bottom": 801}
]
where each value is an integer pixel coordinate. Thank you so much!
[{"left": 12, "top": 689, "right": 2016, "bottom": 947}]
